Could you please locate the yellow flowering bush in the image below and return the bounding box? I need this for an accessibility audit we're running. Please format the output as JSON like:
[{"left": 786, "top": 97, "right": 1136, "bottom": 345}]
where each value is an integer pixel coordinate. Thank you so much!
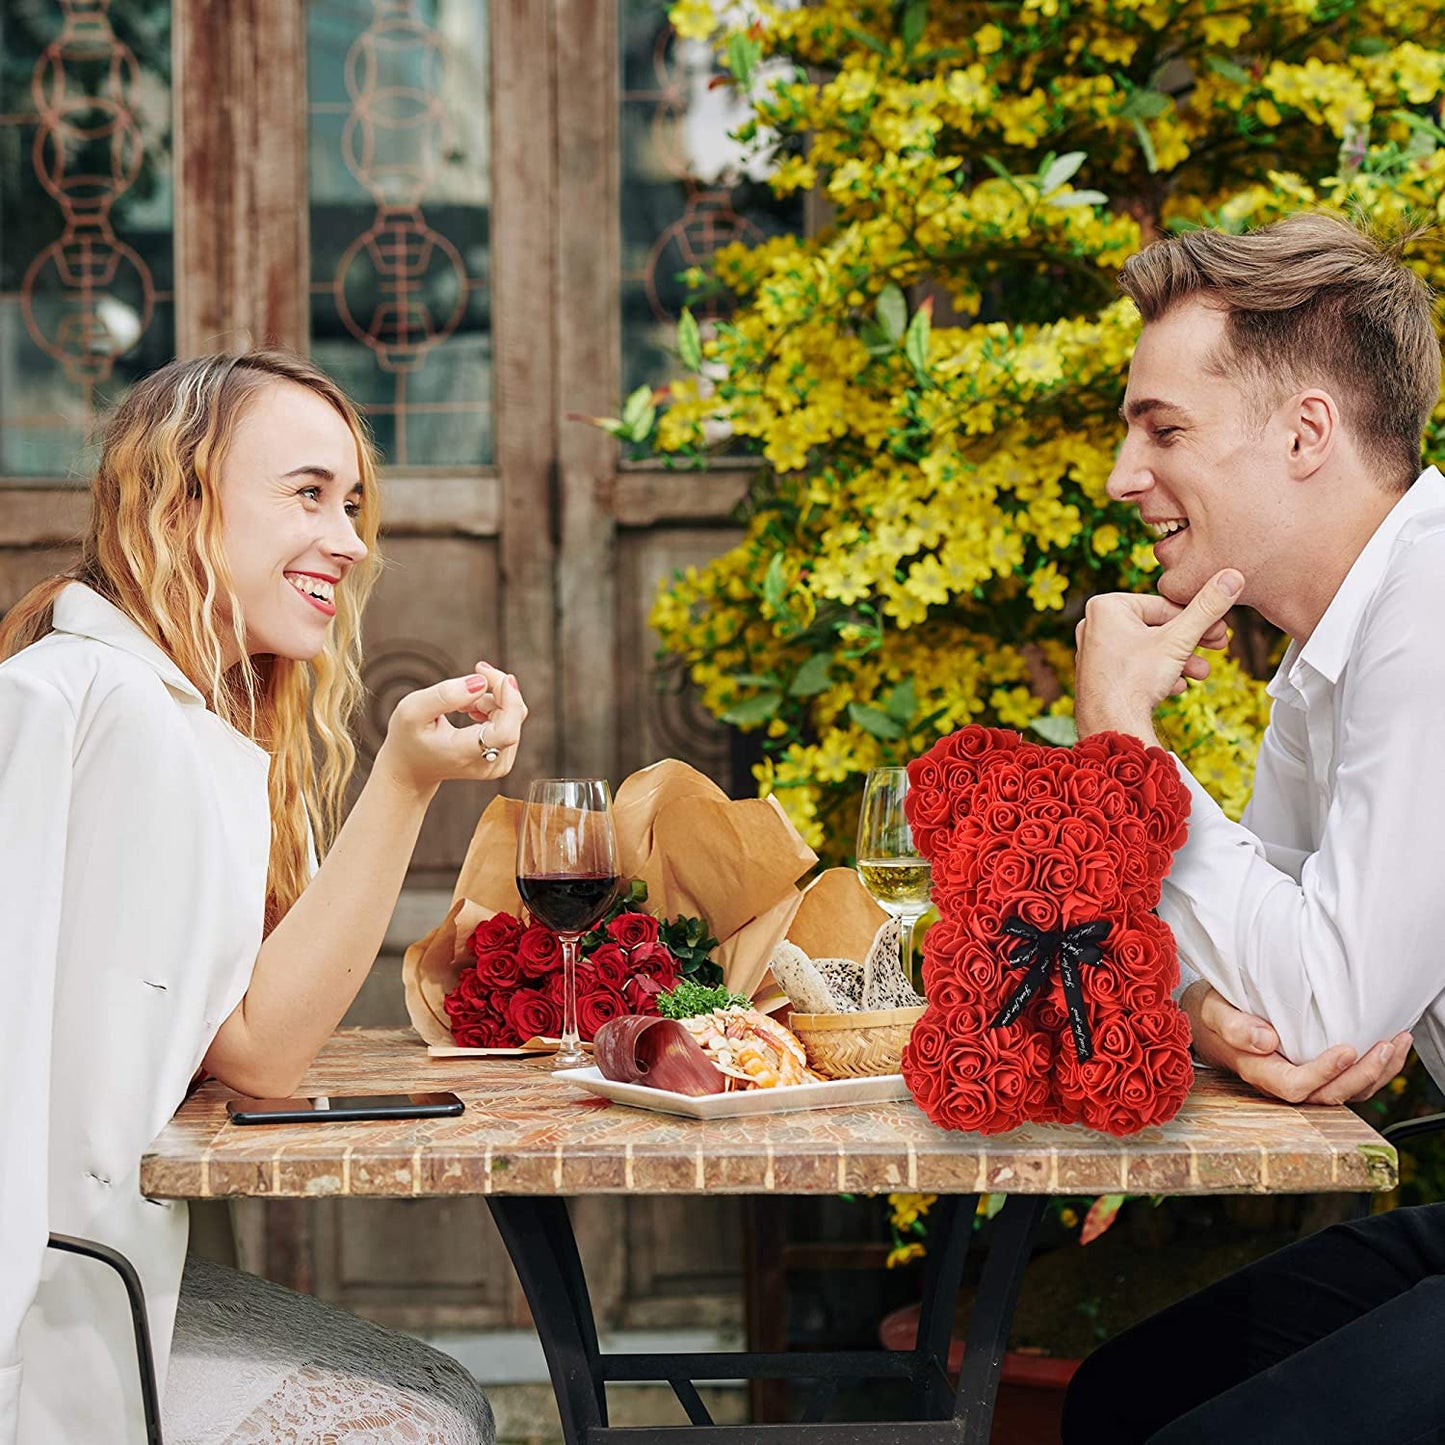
[{"left": 634, "top": 0, "right": 1445, "bottom": 857}]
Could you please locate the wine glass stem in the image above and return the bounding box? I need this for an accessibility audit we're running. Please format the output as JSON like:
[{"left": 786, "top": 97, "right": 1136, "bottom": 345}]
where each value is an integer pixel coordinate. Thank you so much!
[
  {"left": 899, "top": 912, "right": 919, "bottom": 981},
  {"left": 556, "top": 934, "right": 585, "bottom": 1067}
]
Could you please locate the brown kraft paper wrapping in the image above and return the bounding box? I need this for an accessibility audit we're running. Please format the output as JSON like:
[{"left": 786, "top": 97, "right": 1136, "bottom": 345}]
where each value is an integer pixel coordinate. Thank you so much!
[{"left": 403, "top": 760, "right": 830, "bottom": 1046}]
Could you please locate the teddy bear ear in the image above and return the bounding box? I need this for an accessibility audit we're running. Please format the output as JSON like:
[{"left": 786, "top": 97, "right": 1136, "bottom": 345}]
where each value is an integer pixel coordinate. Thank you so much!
[
  {"left": 1075, "top": 730, "right": 1190, "bottom": 829},
  {"left": 905, "top": 724, "right": 1026, "bottom": 857}
]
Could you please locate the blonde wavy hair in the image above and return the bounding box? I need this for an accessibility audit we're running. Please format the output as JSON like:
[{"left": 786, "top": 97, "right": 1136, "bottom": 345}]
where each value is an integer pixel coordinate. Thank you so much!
[{"left": 0, "top": 351, "right": 383, "bottom": 929}]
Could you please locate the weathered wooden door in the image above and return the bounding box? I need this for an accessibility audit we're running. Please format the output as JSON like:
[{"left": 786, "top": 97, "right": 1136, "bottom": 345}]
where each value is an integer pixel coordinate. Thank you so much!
[{"left": 0, "top": 0, "right": 792, "bottom": 1335}]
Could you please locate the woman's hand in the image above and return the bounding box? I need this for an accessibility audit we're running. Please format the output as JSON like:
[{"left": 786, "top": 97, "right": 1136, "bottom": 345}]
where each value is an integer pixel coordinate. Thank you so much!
[
  {"left": 1183, "top": 980, "right": 1412, "bottom": 1106},
  {"left": 375, "top": 661, "right": 528, "bottom": 799}
]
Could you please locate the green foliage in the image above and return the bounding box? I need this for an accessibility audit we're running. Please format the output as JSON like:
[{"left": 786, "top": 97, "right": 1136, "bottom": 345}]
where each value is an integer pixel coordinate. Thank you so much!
[{"left": 644, "top": 0, "right": 1445, "bottom": 861}]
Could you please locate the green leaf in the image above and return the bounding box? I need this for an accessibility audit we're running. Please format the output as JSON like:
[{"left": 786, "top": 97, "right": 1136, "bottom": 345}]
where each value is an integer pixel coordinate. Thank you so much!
[
  {"left": 677, "top": 307, "right": 703, "bottom": 371},
  {"left": 843, "top": 25, "right": 890, "bottom": 56},
  {"left": 1046, "top": 188, "right": 1109, "bottom": 209},
  {"left": 859, "top": 320, "right": 896, "bottom": 356},
  {"left": 849, "top": 701, "right": 904, "bottom": 740},
  {"left": 1030, "top": 714, "right": 1079, "bottom": 746},
  {"left": 982, "top": 1193, "right": 1007, "bottom": 1219},
  {"left": 904, "top": 306, "right": 931, "bottom": 384},
  {"left": 1205, "top": 55, "right": 1251, "bottom": 84},
  {"left": 900, "top": 0, "right": 927, "bottom": 51},
  {"left": 722, "top": 691, "right": 783, "bottom": 726},
  {"left": 1121, "top": 88, "right": 1170, "bottom": 120},
  {"left": 1038, "top": 150, "right": 1086, "bottom": 195},
  {"left": 884, "top": 676, "right": 917, "bottom": 723},
  {"left": 1393, "top": 109, "right": 1445, "bottom": 144},
  {"left": 789, "top": 652, "right": 834, "bottom": 697},
  {"left": 726, "top": 31, "right": 761, "bottom": 90},
  {"left": 730, "top": 671, "right": 782, "bottom": 688},
  {"left": 876, "top": 282, "right": 908, "bottom": 342},
  {"left": 762, "top": 551, "right": 788, "bottom": 611},
  {"left": 980, "top": 152, "right": 1024, "bottom": 193},
  {"left": 1080, "top": 1194, "right": 1127, "bottom": 1245},
  {"left": 622, "top": 384, "right": 653, "bottom": 429},
  {"left": 621, "top": 383, "right": 656, "bottom": 441},
  {"left": 1130, "top": 116, "right": 1159, "bottom": 173}
]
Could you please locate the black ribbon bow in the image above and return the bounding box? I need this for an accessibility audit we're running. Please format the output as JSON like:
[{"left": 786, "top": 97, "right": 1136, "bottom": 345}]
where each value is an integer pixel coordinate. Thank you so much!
[{"left": 989, "top": 915, "right": 1112, "bottom": 1063}]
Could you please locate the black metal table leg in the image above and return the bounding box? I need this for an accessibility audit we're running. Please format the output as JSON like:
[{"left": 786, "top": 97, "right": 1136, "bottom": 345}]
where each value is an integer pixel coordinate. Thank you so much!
[
  {"left": 953, "top": 1195, "right": 1048, "bottom": 1445},
  {"left": 489, "top": 1192, "right": 1043, "bottom": 1444},
  {"left": 488, "top": 1197, "right": 608, "bottom": 1443},
  {"left": 907, "top": 1194, "right": 976, "bottom": 1420}
]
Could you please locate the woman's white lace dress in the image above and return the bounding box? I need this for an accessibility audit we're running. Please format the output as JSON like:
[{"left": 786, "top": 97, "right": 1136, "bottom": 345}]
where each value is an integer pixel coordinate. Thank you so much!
[{"left": 164, "top": 1256, "right": 495, "bottom": 1444}]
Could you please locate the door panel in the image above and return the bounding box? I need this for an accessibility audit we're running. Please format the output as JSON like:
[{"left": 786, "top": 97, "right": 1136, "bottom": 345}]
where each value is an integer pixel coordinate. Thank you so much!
[{"left": 1, "top": 0, "right": 805, "bottom": 1340}]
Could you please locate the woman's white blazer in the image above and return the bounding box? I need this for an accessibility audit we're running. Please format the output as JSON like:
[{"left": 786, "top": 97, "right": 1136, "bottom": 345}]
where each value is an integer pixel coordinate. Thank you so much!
[{"left": 0, "top": 584, "right": 270, "bottom": 1444}]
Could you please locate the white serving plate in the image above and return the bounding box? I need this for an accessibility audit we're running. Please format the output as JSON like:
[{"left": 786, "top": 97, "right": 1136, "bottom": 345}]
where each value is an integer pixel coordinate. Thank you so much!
[{"left": 554, "top": 1065, "right": 911, "bottom": 1119}]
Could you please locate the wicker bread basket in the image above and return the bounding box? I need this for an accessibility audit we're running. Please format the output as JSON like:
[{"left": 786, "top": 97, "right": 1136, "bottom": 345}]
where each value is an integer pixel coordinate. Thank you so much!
[{"left": 789, "top": 1005, "right": 925, "bottom": 1079}]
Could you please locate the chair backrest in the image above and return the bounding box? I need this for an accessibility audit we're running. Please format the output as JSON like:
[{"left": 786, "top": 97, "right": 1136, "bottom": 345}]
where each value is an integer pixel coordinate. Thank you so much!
[{"left": 45, "top": 1233, "right": 164, "bottom": 1444}]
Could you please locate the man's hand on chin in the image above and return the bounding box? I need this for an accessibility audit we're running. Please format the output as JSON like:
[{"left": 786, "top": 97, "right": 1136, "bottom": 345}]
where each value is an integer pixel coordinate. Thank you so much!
[
  {"left": 1074, "top": 568, "right": 1242, "bottom": 744},
  {"left": 1182, "top": 981, "right": 1413, "bottom": 1106}
]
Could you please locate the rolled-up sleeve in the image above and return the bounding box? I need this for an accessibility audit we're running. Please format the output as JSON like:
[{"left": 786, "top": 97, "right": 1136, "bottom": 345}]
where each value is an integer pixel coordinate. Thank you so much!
[
  {"left": 1159, "top": 534, "right": 1445, "bottom": 1062},
  {"left": 0, "top": 671, "right": 73, "bottom": 1445}
]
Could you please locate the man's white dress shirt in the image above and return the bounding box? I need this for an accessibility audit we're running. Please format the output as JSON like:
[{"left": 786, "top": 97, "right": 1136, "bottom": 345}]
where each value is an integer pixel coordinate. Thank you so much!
[
  {"left": 1159, "top": 465, "right": 1445, "bottom": 1086},
  {"left": 0, "top": 584, "right": 270, "bottom": 1444}
]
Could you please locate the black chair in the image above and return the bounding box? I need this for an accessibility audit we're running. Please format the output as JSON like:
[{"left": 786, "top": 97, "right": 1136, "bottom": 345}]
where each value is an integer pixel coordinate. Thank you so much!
[
  {"left": 1352, "top": 1112, "right": 1445, "bottom": 1224},
  {"left": 1378, "top": 1112, "right": 1445, "bottom": 1151},
  {"left": 45, "top": 1233, "right": 164, "bottom": 1444}
]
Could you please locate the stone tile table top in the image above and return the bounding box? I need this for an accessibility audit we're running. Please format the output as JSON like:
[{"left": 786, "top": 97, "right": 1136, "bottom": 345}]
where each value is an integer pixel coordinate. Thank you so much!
[{"left": 141, "top": 1027, "right": 1397, "bottom": 1201}]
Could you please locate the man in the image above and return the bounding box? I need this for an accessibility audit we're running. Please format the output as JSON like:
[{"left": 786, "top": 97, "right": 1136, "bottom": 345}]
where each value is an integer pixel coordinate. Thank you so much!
[{"left": 1061, "top": 211, "right": 1445, "bottom": 1443}]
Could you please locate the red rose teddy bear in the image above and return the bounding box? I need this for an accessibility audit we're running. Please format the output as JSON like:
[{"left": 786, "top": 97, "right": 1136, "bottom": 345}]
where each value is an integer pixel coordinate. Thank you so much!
[{"left": 900, "top": 724, "right": 1195, "bottom": 1136}]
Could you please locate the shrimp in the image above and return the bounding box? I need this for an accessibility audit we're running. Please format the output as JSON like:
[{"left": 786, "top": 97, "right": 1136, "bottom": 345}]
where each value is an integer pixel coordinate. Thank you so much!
[{"left": 679, "top": 1006, "right": 823, "bottom": 1089}]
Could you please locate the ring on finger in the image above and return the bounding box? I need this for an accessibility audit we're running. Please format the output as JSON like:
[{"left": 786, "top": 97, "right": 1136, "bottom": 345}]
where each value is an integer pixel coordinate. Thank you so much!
[{"left": 478, "top": 721, "right": 501, "bottom": 763}]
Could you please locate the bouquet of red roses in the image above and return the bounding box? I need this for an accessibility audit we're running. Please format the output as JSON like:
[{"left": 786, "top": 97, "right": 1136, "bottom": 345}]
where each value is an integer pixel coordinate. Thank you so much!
[
  {"left": 900, "top": 725, "right": 1195, "bottom": 1137},
  {"left": 442, "top": 881, "right": 721, "bottom": 1048}
]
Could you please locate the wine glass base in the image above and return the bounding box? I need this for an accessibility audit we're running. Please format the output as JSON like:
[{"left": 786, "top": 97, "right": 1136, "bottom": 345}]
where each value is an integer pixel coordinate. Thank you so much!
[{"left": 551, "top": 1045, "right": 590, "bottom": 1071}]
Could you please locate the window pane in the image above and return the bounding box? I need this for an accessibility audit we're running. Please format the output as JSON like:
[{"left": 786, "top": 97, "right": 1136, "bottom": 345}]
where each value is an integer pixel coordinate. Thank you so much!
[
  {"left": 0, "top": 1, "right": 175, "bottom": 481},
  {"left": 308, "top": 0, "right": 491, "bottom": 468},
  {"left": 619, "top": 0, "right": 802, "bottom": 402}
]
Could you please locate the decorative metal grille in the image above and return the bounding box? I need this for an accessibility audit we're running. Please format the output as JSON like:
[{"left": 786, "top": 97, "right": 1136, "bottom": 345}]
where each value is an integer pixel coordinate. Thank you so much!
[
  {"left": 0, "top": 0, "right": 174, "bottom": 480},
  {"left": 308, "top": 0, "right": 491, "bottom": 468},
  {"left": 618, "top": 0, "right": 802, "bottom": 403}
]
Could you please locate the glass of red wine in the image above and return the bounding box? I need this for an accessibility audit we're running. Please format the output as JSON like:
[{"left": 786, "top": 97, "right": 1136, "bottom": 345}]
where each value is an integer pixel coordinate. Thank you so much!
[{"left": 515, "top": 778, "right": 620, "bottom": 1070}]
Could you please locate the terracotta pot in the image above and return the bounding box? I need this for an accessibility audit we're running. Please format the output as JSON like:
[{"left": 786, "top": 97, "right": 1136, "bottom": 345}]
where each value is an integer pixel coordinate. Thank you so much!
[{"left": 879, "top": 1303, "right": 1081, "bottom": 1445}]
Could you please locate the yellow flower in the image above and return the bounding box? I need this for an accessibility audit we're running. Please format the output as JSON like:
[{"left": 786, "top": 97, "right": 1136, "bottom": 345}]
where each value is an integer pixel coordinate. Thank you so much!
[
  {"left": 1201, "top": 15, "right": 1250, "bottom": 47},
  {"left": 1091, "top": 523, "right": 1122, "bottom": 556},
  {"left": 1130, "top": 542, "right": 1160, "bottom": 573},
  {"left": 973, "top": 23, "right": 1004, "bottom": 55},
  {"left": 992, "top": 685, "right": 1041, "bottom": 729},
  {"left": 886, "top": 1242, "right": 926, "bottom": 1268},
  {"left": 1060, "top": 1207, "right": 1079, "bottom": 1228},
  {"left": 669, "top": 0, "right": 716, "bottom": 43},
  {"left": 1027, "top": 563, "right": 1069, "bottom": 611}
]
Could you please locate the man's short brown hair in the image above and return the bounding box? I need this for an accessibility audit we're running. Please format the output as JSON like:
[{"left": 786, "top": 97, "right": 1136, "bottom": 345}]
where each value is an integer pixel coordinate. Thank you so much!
[{"left": 1118, "top": 212, "right": 1441, "bottom": 489}]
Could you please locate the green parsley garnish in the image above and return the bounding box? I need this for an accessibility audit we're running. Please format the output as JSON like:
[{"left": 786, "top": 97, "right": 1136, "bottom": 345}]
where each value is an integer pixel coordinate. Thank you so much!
[{"left": 656, "top": 981, "right": 749, "bottom": 1020}]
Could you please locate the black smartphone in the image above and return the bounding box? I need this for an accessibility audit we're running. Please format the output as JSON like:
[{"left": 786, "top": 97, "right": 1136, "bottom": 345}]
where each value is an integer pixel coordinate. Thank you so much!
[{"left": 225, "top": 1091, "right": 464, "bottom": 1125}]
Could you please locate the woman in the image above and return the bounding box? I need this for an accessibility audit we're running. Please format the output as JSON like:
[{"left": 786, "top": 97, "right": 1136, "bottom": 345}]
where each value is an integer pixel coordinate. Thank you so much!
[{"left": 0, "top": 352, "right": 523, "bottom": 1443}]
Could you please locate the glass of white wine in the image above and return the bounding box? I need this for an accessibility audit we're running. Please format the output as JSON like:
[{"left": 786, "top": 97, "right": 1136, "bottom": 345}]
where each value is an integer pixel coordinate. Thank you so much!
[{"left": 856, "top": 766, "right": 933, "bottom": 981}]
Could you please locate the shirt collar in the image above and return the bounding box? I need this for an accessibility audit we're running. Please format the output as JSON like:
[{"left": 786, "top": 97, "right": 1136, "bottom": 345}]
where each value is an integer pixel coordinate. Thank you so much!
[
  {"left": 1282, "top": 465, "right": 1445, "bottom": 691},
  {"left": 51, "top": 582, "right": 206, "bottom": 703}
]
